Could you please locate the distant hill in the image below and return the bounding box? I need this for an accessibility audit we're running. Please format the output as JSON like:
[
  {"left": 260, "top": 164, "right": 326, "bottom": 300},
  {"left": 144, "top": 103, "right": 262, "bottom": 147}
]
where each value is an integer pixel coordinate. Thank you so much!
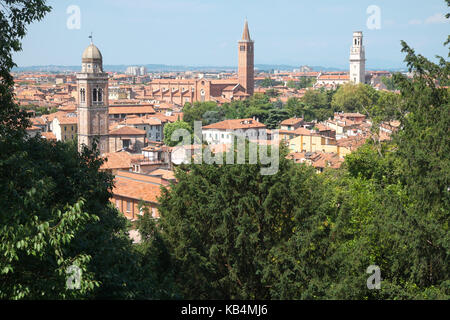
[
  {"left": 12, "top": 64, "right": 345, "bottom": 73},
  {"left": 12, "top": 64, "right": 405, "bottom": 73}
]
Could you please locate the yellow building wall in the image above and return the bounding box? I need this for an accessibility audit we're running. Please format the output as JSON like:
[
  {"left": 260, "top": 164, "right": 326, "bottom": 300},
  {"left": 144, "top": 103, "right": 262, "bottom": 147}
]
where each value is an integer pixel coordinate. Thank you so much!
[
  {"left": 289, "top": 135, "right": 353, "bottom": 157},
  {"left": 289, "top": 135, "right": 326, "bottom": 153},
  {"left": 61, "top": 124, "right": 77, "bottom": 141}
]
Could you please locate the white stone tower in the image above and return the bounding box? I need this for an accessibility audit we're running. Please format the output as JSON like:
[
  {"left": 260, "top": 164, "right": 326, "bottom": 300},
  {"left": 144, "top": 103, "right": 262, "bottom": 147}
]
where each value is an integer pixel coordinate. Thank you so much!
[
  {"left": 77, "top": 37, "right": 109, "bottom": 154},
  {"left": 349, "top": 31, "right": 366, "bottom": 84}
]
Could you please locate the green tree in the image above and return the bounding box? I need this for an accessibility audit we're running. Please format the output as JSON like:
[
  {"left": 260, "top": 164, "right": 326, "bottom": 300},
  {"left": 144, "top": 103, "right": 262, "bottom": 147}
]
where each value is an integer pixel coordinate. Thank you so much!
[
  {"left": 381, "top": 75, "right": 399, "bottom": 91},
  {"left": 152, "top": 144, "right": 312, "bottom": 299},
  {"left": 259, "top": 77, "right": 281, "bottom": 88},
  {"left": 331, "top": 83, "right": 379, "bottom": 113},
  {"left": 265, "top": 88, "right": 279, "bottom": 98},
  {"left": 163, "top": 121, "right": 193, "bottom": 147},
  {"left": 0, "top": 0, "right": 163, "bottom": 300},
  {"left": 0, "top": 0, "right": 51, "bottom": 139},
  {"left": 182, "top": 101, "right": 219, "bottom": 127}
]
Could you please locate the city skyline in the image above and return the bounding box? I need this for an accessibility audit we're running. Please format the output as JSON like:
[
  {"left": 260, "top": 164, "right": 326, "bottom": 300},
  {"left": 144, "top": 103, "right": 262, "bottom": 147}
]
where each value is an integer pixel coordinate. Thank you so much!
[{"left": 13, "top": 0, "right": 450, "bottom": 69}]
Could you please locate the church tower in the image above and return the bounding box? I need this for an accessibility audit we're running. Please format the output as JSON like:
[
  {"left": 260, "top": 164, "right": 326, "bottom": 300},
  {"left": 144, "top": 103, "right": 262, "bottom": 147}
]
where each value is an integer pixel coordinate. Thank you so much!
[
  {"left": 77, "top": 38, "right": 109, "bottom": 154},
  {"left": 349, "top": 31, "right": 366, "bottom": 84},
  {"left": 238, "top": 20, "right": 254, "bottom": 96}
]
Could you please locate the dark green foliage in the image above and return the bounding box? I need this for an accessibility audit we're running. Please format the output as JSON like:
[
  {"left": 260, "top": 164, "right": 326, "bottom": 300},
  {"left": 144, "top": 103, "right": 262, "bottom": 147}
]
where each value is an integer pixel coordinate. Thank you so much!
[
  {"left": 163, "top": 121, "right": 193, "bottom": 147},
  {"left": 259, "top": 77, "right": 282, "bottom": 88},
  {"left": 287, "top": 77, "right": 315, "bottom": 90},
  {"left": 151, "top": 145, "right": 308, "bottom": 299},
  {"left": 381, "top": 75, "right": 399, "bottom": 91},
  {"left": 0, "top": 0, "right": 164, "bottom": 299}
]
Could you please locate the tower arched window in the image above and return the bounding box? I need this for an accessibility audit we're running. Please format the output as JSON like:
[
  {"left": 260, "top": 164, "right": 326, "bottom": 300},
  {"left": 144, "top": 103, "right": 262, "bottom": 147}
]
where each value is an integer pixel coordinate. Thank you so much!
[
  {"left": 98, "top": 88, "right": 103, "bottom": 102},
  {"left": 80, "top": 88, "right": 86, "bottom": 103},
  {"left": 93, "top": 88, "right": 98, "bottom": 102}
]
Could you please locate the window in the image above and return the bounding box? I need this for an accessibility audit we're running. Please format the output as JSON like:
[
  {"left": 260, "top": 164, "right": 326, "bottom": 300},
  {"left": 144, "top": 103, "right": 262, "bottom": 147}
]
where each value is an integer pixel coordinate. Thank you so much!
[
  {"left": 123, "top": 139, "right": 130, "bottom": 148},
  {"left": 115, "top": 200, "right": 120, "bottom": 209},
  {"left": 240, "top": 46, "right": 245, "bottom": 51},
  {"left": 80, "top": 88, "right": 86, "bottom": 102},
  {"left": 71, "top": 126, "right": 74, "bottom": 131},
  {"left": 98, "top": 88, "right": 103, "bottom": 102},
  {"left": 64, "top": 126, "right": 67, "bottom": 131},
  {"left": 93, "top": 88, "right": 98, "bottom": 102},
  {"left": 126, "top": 202, "right": 131, "bottom": 212}
]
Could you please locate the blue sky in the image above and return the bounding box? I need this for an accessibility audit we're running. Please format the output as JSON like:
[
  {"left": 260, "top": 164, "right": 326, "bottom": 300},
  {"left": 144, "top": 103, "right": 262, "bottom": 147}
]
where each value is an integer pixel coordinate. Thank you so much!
[{"left": 14, "top": 0, "right": 449, "bottom": 69}]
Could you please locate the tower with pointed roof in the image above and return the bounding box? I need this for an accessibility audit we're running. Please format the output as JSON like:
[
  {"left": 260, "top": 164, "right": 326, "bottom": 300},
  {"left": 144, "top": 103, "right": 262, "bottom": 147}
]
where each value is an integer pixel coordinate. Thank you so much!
[
  {"left": 77, "top": 38, "right": 109, "bottom": 154},
  {"left": 238, "top": 20, "right": 254, "bottom": 96}
]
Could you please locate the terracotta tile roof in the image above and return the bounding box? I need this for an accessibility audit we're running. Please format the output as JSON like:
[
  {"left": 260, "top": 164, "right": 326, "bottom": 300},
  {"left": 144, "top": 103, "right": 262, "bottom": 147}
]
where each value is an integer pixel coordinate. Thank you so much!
[
  {"left": 44, "top": 111, "right": 69, "bottom": 123},
  {"left": 30, "top": 117, "right": 46, "bottom": 126},
  {"left": 41, "top": 131, "right": 56, "bottom": 141},
  {"left": 314, "top": 123, "right": 330, "bottom": 131},
  {"left": 149, "top": 169, "right": 176, "bottom": 181},
  {"left": 318, "top": 74, "right": 350, "bottom": 81},
  {"left": 120, "top": 115, "right": 163, "bottom": 126},
  {"left": 280, "top": 118, "right": 303, "bottom": 126},
  {"left": 27, "top": 125, "right": 41, "bottom": 131},
  {"left": 288, "top": 151, "right": 344, "bottom": 169},
  {"left": 57, "top": 115, "right": 77, "bottom": 125},
  {"left": 337, "top": 136, "right": 367, "bottom": 149},
  {"left": 109, "top": 126, "right": 146, "bottom": 136},
  {"left": 112, "top": 171, "right": 167, "bottom": 204},
  {"left": 202, "top": 118, "right": 266, "bottom": 130},
  {"left": 293, "top": 127, "right": 317, "bottom": 136},
  {"left": 101, "top": 152, "right": 145, "bottom": 170},
  {"left": 109, "top": 105, "right": 155, "bottom": 115}
]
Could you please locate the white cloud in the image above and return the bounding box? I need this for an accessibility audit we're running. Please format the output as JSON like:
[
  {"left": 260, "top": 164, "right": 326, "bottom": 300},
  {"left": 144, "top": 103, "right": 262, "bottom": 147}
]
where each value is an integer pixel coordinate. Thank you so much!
[
  {"left": 425, "top": 13, "right": 448, "bottom": 24},
  {"left": 408, "top": 19, "right": 422, "bottom": 25}
]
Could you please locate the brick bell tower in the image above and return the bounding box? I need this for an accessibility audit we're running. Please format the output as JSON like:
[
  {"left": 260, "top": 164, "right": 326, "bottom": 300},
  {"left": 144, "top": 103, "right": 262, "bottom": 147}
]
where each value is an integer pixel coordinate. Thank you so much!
[
  {"left": 238, "top": 19, "right": 254, "bottom": 96},
  {"left": 77, "top": 36, "right": 109, "bottom": 154}
]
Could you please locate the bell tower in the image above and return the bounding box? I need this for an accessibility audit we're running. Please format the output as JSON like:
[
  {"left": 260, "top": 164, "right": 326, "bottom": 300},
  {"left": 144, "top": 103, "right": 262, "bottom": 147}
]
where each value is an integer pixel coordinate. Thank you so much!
[
  {"left": 77, "top": 36, "right": 109, "bottom": 154},
  {"left": 349, "top": 31, "right": 366, "bottom": 84},
  {"left": 238, "top": 20, "right": 254, "bottom": 96}
]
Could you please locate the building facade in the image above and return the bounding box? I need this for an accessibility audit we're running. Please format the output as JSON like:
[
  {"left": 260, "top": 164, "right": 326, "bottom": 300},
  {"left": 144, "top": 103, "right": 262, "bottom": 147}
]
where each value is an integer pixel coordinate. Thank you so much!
[{"left": 202, "top": 118, "right": 267, "bottom": 145}]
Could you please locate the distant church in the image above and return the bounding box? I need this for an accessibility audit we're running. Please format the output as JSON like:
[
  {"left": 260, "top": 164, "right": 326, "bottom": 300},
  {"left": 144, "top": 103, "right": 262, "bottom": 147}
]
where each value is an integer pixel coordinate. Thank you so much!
[
  {"left": 141, "top": 20, "right": 255, "bottom": 104},
  {"left": 77, "top": 38, "right": 109, "bottom": 153},
  {"left": 315, "top": 31, "right": 368, "bottom": 89},
  {"left": 76, "top": 21, "right": 255, "bottom": 153},
  {"left": 349, "top": 31, "right": 366, "bottom": 84}
]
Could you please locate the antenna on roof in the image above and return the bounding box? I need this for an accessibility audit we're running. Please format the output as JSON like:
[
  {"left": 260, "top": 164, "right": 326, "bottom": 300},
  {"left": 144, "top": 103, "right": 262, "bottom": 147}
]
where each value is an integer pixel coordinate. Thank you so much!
[{"left": 89, "top": 32, "right": 93, "bottom": 44}]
